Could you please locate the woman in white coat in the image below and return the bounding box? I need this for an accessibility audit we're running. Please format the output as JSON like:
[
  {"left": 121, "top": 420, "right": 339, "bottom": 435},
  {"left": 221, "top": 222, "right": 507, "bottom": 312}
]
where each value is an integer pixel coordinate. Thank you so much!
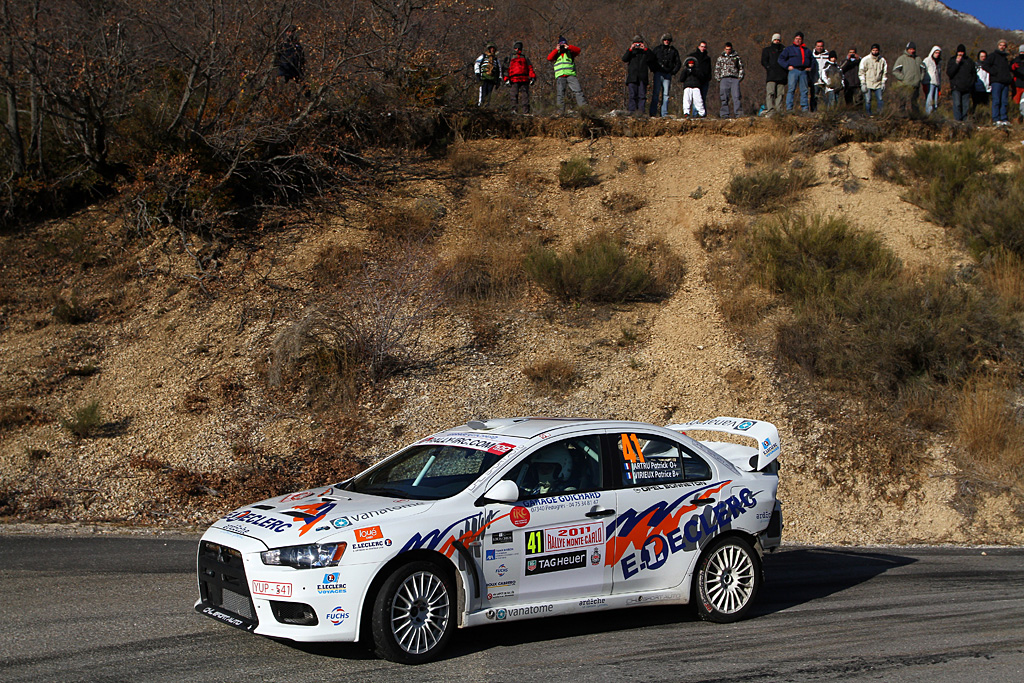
[{"left": 925, "top": 45, "right": 942, "bottom": 114}]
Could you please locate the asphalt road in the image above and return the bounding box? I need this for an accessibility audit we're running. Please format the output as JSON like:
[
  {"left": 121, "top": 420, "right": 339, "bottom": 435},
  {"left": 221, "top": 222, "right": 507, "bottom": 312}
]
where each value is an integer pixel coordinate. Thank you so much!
[{"left": 1, "top": 535, "right": 1022, "bottom": 682}]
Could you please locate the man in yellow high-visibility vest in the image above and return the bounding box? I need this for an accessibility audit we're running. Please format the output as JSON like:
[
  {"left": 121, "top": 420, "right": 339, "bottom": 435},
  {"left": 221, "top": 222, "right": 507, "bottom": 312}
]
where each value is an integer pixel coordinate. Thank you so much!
[{"left": 547, "top": 36, "right": 587, "bottom": 112}]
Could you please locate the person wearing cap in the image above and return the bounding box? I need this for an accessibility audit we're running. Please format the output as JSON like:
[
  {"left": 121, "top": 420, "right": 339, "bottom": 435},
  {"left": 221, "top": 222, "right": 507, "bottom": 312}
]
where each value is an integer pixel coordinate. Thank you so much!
[
  {"left": 947, "top": 44, "right": 976, "bottom": 122},
  {"left": 778, "top": 32, "right": 813, "bottom": 111},
  {"left": 983, "top": 40, "right": 1014, "bottom": 125},
  {"left": 924, "top": 46, "right": 943, "bottom": 114},
  {"left": 547, "top": 36, "right": 586, "bottom": 112},
  {"left": 622, "top": 35, "right": 652, "bottom": 116},
  {"left": 891, "top": 42, "right": 925, "bottom": 114},
  {"left": 1012, "top": 44, "right": 1024, "bottom": 123},
  {"left": 761, "top": 33, "right": 788, "bottom": 115},
  {"left": 841, "top": 48, "right": 861, "bottom": 107},
  {"left": 474, "top": 42, "right": 503, "bottom": 107},
  {"left": 504, "top": 41, "right": 537, "bottom": 114},
  {"left": 858, "top": 43, "right": 887, "bottom": 115},
  {"left": 649, "top": 33, "right": 682, "bottom": 117},
  {"left": 714, "top": 42, "right": 744, "bottom": 118},
  {"left": 275, "top": 25, "right": 305, "bottom": 83}
]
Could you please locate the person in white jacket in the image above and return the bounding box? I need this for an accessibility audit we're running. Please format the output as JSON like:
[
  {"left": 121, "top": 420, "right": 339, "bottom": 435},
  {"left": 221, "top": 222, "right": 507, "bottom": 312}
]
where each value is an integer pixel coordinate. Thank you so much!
[
  {"left": 924, "top": 45, "right": 942, "bottom": 114},
  {"left": 859, "top": 43, "right": 888, "bottom": 115}
]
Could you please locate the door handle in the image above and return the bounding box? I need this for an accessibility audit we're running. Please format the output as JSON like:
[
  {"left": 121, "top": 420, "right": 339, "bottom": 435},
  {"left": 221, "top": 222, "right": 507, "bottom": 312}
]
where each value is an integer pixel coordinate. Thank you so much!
[
  {"left": 692, "top": 498, "right": 716, "bottom": 506},
  {"left": 586, "top": 507, "right": 616, "bottom": 518}
]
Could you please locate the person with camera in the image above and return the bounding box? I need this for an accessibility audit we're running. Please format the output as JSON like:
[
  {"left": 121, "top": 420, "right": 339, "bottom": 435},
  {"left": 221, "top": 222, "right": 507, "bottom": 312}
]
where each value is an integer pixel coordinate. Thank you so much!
[
  {"left": 622, "top": 35, "right": 652, "bottom": 116},
  {"left": 547, "top": 36, "right": 586, "bottom": 112}
]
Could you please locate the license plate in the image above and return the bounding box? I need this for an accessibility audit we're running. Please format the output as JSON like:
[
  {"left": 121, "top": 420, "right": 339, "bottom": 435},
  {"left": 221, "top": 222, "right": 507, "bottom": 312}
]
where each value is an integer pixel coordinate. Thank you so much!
[{"left": 251, "top": 580, "right": 292, "bottom": 597}]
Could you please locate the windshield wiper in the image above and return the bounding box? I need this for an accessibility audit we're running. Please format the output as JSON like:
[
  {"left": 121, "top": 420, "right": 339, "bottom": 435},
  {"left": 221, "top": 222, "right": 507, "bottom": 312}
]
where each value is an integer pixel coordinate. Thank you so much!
[{"left": 360, "top": 486, "right": 414, "bottom": 498}]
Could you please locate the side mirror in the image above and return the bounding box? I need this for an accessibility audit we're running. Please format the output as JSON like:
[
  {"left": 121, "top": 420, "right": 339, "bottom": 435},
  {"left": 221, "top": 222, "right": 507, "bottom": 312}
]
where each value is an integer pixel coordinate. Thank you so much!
[{"left": 478, "top": 480, "right": 519, "bottom": 506}]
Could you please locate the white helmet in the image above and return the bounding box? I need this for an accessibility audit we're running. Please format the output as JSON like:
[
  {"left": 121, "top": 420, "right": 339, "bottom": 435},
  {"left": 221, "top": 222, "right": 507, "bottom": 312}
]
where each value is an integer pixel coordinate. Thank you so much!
[{"left": 533, "top": 444, "right": 573, "bottom": 482}]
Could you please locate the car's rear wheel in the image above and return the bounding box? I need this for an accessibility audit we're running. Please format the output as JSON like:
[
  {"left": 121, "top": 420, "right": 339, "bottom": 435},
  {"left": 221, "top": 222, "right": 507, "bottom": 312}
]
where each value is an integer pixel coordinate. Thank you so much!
[
  {"left": 694, "top": 536, "right": 760, "bottom": 623},
  {"left": 371, "top": 561, "right": 454, "bottom": 664}
]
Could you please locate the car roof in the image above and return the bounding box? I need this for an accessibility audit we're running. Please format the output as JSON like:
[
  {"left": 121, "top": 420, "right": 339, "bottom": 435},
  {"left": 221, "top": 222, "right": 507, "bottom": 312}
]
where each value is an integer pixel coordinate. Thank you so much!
[{"left": 447, "top": 417, "right": 669, "bottom": 440}]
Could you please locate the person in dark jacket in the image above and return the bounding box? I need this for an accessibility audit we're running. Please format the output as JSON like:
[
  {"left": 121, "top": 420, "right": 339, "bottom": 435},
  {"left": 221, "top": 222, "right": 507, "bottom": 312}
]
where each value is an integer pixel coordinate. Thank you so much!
[
  {"left": 689, "top": 41, "right": 713, "bottom": 109},
  {"left": 946, "top": 44, "right": 975, "bottom": 122},
  {"left": 275, "top": 25, "right": 305, "bottom": 83},
  {"left": 983, "top": 40, "right": 1013, "bottom": 124},
  {"left": 841, "top": 47, "right": 861, "bottom": 106},
  {"left": 622, "top": 36, "right": 652, "bottom": 115},
  {"left": 679, "top": 55, "right": 706, "bottom": 117},
  {"left": 504, "top": 41, "right": 537, "bottom": 114},
  {"left": 649, "top": 33, "right": 682, "bottom": 117},
  {"left": 778, "top": 31, "right": 813, "bottom": 111},
  {"left": 761, "top": 33, "right": 787, "bottom": 115},
  {"left": 1012, "top": 45, "right": 1024, "bottom": 123},
  {"left": 714, "top": 42, "right": 744, "bottom": 118}
]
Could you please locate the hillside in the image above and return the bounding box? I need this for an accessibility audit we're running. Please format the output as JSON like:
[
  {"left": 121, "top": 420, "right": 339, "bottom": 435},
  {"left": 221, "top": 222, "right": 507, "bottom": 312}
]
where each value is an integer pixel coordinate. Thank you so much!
[{"left": 3, "top": 118, "right": 1023, "bottom": 544}]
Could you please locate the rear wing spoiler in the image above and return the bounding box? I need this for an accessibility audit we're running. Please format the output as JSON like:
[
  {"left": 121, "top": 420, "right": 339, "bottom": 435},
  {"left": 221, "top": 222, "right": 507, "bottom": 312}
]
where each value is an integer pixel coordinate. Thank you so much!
[{"left": 666, "top": 417, "right": 781, "bottom": 472}]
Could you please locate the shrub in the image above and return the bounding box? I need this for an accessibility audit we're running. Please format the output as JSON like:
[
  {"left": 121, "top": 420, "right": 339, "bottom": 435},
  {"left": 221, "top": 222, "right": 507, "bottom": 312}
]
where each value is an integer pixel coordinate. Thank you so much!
[
  {"left": 311, "top": 244, "right": 365, "bottom": 286},
  {"left": 440, "top": 193, "right": 528, "bottom": 301},
  {"left": 558, "top": 156, "right": 598, "bottom": 189},
  {"left": 448, "top": 146, "right": 488, "bottom": 177},
  {"left": 953, "top": 377, "right": 1024, "bottom": 493},
  {"left": 51, "top": 292, "right": 95, "bottom": 324},
  {"left": 370, "top": 205, "right": 437, "bottom": 243},
  {"left": 742, "top": 138, "right": 793, "bottom": 166},
  {"left": 982, "top": 248, "right": 1024, "bottom": 311},
  {"left": 951, "top": 172, "right": 1024, "bottom": 259},
  {"left": 870, "top": 147, "right": 906, "bottom": 184},
  {"left": 902, "top": 136, "right": 1008, "bottom": 226},
  {"left": 523, "top": 358, "right": 578, "bottom": 393},
  {"left": 0, "top": 404, "right": 39, "bottom": 432},
  {"left": 724, "top": 167, "right": 816, "bottom": 211},
  {"left": 61, "top": 401, "right": 103, "bottom": 438},
  {"left": 602, "top": 191, "right": 647, "bottom": 213},
  {"left": 525, "top": 231, "right": 683, "bottom": 303}
]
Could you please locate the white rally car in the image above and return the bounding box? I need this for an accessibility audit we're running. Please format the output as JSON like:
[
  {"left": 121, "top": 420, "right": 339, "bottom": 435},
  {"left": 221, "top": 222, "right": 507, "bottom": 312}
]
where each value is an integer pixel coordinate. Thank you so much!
[{"left": 196, "top": 417, "right": 782, "bottom": 663}]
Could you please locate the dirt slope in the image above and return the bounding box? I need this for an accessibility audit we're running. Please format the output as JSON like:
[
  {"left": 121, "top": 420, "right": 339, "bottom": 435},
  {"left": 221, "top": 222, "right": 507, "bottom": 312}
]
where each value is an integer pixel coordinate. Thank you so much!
[{"left": 1, "top": 130, "right": 1022, "bottom": 544}]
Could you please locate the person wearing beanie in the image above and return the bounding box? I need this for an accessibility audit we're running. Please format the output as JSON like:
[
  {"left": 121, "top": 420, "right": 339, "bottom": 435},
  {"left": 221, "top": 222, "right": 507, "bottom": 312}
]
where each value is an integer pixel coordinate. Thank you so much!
[
  {"left": 714, "top": 41, "right": 744, "bottom": 118},
  {"left": 924, "top": 46, "right": 943, "bottom": 114},
  {"left": 841, "top": 47, "right": 861, "bottom": 106},
  {"left": 649, "top": 33, "right": 682, "bottom": 117},
  {"left": 891, "top": 41, "right": 925, "bottom": 114},
  {"left": 547, "top": 36, "right": 586, "bottom": 112},
  {"left": 503, "top": 40, "right": 537, "bottom": 114},
  {"left": 474, "top": 42, "right": 503, "bottom": 107},
  {"left": 983, "top": 39, "right": 1014, "bottom": 124},
  {"left": 622, "top": 35, "right": 652, "bottom": 115},
  {"left": 858, "top": 43, "right": 887, "bottom": 115},
  {"left": 1010, "top": 44, "right": 1024, "bottom": 123},
  {"left": 946, "top": 44, "right": 976, "bottom": 121},
  {"left": 761, "top": 32, "right": 788, "bottom": 115},
  {"left": 778, "top": 31, "right": 813, "bottom": 111},
  {"left": 821, "top": 50, "right": 844, "bottom": 108}
]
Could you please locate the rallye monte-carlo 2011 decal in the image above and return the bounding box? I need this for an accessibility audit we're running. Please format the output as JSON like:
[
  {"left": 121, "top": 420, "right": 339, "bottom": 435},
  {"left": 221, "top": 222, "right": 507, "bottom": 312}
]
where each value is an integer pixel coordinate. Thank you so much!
[{"left": 606, "top": 480, "right": 759, "bottom": 579}]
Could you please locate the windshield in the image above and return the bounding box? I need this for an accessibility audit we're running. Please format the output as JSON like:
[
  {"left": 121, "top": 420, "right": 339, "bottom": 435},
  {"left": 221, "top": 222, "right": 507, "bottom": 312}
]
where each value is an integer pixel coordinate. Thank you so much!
[{"left": 346, "top": 444, "right": 504, "bottom": 500}]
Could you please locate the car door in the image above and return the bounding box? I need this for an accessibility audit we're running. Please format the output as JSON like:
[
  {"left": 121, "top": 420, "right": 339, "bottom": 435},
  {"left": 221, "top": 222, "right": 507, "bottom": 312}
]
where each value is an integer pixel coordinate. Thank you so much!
[
  {"left": 479, "top": 434, "right": 615, "bottom": 606},
  {"left": 606, "top": 429, "right": 718, "bottom": 595}
]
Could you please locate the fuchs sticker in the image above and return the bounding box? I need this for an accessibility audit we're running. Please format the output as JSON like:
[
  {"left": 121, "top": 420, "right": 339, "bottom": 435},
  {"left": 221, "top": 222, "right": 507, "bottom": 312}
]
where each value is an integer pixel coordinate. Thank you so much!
[
  {"left": 327, "top": 606, "right": 350, "bottom": 625},
  {"left": 354, "top": 526, "right": 383, "bottom": 542},
  {"left": 510, "top": 506, "right": 530, "bottom": 528},
  {"left": 525, "top": 550, "right": 587, "bottom": 576},
  {"left": 492, "top": 531, "right": 513, "bottom": 544},
  {"left": 251, "top": 580, "right": 292, "bottom": 598}
]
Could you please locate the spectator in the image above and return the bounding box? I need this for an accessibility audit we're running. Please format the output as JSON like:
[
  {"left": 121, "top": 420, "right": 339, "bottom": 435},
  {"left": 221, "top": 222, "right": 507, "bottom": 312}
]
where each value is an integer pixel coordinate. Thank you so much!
[
  {"left": 649, "top": 33, "right": 682, "bottom": 117},
  {"left": 973, "top": 50, "right": 991, "bottom": 110},
  {"left": 841, "top": 47, "right": 861, "bottom": 106},
  {"left": 547, "top": 36, "right": 586, "bottom": 112},
  {"left": 779, "top": 31, "right": 813, "bottom": 111},
  {"left": 761, "top": 33, "right": 788, "bottom": 116},
  {"left": 1011, "top": 45, "right": 1024, "bottom": 123},
  {"left": 474, "top": 42, "right": 503, "bottom": 106},
  {"left": 680, "top": 55, "right": 706, "bottom": 117},
  {"left": 689, "top": 40, "right": 713, "bottom": 109},
  {"left": 859, "top": 43, "right": 887, "bottom": 115},
  {"left": 947, "top": 44, "right": 975, "bottom": 122},
  {"left": 924, "top": 46, "right": 943, "bottom": 114},
  {"left": 275, "top": 25, "right": 305, "bottom": 83},
  {"left": 622, "top": 36, "right": 652, "bottom": 115},
  {"left": 822, "top": 51, "right": 843, "bottom": 108},
  {"left": 983, "top": 40, "right": 1013, "bottom": 125},
  {"left": 891, "top": 42, "right": 925, "bottom": 114},
  {"left": 714, "top": 42, "right": 744, "bottom": 118},
  {"left": 810, "top": 39, "right": 829, "bottom": 111},
  {"left": 504, "top": 41, "right": 536, "bottom": 114}
]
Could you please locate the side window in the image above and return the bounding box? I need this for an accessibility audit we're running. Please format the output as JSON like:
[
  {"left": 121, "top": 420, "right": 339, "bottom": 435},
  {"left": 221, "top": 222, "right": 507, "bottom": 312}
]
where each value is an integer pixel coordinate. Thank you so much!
[
  {"left": 617, "top": 433, "right": 712, "bottom": 487},
  {"left": 502, "top": 436, "right": 604, "bottom": 499}
]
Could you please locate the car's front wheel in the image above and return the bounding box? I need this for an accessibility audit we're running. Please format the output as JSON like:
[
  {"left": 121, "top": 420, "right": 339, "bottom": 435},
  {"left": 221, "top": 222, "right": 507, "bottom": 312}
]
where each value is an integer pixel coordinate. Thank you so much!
[
  {"left": 694, "top": 536, "right": 761, "bottom": 623},
  {"left": 371, "top": 561, "right": 455, "bottom": 664}
]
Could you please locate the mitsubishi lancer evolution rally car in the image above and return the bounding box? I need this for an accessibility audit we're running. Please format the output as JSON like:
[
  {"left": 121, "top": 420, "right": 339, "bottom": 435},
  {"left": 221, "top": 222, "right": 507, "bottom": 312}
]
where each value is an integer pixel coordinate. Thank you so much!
[{"left": 196, "top": 416, "right": 782, "bottom": 663}]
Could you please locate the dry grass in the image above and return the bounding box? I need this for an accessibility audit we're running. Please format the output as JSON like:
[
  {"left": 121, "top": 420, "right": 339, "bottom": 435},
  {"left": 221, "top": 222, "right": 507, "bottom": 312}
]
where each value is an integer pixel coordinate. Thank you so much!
[
  {"left": 724, "top": 167, "right": 816, "bottom": 211},
  {"left": 982, "top": 248, "right": 1024, "bottom": 312},
  {"left": 954, "top": 377, "right": 1024, "bottom": 493},
  {"left": 0, "top": 404, "right": 40, "bottom": 432},
  {"left": 369, "top": 204, "right": 438, "bottom": 243},
  {"left": 51, "top": 291, "right": 94, "bottom": 324},
  {"left": 602, "top": 191, "right": 647, "bottom": 213},
  {"left": 742, "top": 138, "right": 793, "bottom": 166},
  {"left": 523, "top": 358, "right": 578, "bottom": 393},
  {"left": 558, "top": 156, "right": 598, "bottom": 189},
  {"left": 448, "top": 145, "right": 488, "bottom": 177},
  {"left": 311, "top": 244, "right": 366, "bottom": 286}
]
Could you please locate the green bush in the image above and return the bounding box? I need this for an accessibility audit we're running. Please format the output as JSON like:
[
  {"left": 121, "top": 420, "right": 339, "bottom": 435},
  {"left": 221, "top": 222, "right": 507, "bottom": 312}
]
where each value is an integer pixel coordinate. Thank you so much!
[
  {"left": 525, "top": 231, "right": 682, "bottom": 303},
  {"left": 901, "top": 136, "right": 1008, "bottom": 226},
  {"left": 558, "top": 156, "right": 597, "bottom": 189},
  {"left": 61, "top": 401, "right": 103, "bottom": 438},
  {"left": 724, "top": 167, "right": 816, "bottom": 211}
]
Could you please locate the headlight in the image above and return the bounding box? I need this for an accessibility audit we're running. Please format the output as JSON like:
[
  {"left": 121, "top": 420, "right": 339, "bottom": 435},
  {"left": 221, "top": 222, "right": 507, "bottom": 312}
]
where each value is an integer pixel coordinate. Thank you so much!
[{"left": 261, "top": 542, "right": 347, "bottom": 569}]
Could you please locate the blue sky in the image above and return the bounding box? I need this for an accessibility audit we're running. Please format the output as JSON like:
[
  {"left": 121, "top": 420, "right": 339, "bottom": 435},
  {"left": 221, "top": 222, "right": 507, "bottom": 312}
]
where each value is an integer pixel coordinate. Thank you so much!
[{"left": 944, "top": 1, "right": 1021, "bottom": 32}]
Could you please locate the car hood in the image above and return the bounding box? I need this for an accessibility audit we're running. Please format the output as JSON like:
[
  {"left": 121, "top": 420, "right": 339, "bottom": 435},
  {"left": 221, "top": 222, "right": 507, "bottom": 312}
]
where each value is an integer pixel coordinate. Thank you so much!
[{"left": 210, "top": 485, "right": 434, "bottom": 548}]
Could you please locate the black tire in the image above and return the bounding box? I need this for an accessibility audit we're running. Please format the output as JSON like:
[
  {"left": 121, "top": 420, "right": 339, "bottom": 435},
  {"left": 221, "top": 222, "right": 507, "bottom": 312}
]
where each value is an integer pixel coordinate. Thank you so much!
[
  {"left": 371, "top": 561, "right": 455, "bottom": 664},
  {"left": 693, "top": 536, "right": 761, "bottom": 623}
]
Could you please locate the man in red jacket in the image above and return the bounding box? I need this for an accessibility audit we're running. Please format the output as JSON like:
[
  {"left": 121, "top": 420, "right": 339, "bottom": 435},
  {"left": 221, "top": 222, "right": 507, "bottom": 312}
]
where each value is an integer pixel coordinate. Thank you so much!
[{"left": 504, "top": 41, "right": 537, "bottom": 114}]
